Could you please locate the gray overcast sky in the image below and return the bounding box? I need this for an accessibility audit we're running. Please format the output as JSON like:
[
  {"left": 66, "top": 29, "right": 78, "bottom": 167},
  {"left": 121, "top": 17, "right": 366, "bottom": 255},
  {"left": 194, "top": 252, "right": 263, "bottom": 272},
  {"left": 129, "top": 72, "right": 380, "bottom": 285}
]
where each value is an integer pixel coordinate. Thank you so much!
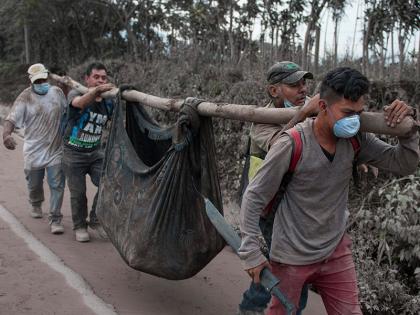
[
  {"left": 306, "top": 0, "right": 418, "bottom": 59},
  {"left": 250, "top": 0, "right": 419, "bottom": 60}
]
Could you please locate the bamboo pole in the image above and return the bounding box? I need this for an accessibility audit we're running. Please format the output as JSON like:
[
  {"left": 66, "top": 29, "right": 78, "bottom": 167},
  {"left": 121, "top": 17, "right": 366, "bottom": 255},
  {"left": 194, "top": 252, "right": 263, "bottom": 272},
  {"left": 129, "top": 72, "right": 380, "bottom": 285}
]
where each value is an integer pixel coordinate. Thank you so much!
[{"left": 50, "top": 74, "right": 418, "bottom": 137}]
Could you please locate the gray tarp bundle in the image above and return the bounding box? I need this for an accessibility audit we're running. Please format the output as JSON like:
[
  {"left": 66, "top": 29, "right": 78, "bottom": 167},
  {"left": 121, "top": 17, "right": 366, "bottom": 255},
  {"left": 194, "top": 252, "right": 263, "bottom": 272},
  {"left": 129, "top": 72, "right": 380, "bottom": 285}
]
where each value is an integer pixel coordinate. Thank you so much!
[{"left": 96, "top": 96, "right": 225, "bottom": 280}]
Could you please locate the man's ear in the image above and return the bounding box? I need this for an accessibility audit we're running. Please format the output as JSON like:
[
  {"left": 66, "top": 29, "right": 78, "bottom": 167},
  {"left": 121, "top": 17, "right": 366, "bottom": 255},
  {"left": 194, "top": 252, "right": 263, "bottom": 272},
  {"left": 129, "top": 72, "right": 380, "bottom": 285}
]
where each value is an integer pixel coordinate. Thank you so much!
[
  {"left": 319, "top": 99, "right": 328, "bottom": 111},
  {"left": 268, "top": 84, "right": 281, "bottom": 98}
]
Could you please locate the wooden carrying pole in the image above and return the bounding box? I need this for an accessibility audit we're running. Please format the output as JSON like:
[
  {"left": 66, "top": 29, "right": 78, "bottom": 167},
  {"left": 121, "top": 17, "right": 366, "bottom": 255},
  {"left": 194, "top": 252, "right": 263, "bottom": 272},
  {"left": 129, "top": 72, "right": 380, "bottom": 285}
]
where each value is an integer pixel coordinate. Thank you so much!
[{"left": 50, "top": 74, "right": 418, "bottom": 137}]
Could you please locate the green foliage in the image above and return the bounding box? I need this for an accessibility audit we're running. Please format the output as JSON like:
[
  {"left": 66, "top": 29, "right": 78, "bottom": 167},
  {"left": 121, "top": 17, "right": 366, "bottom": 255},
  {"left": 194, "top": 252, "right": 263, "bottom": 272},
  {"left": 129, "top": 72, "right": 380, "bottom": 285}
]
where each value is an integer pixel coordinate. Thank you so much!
[{"left": 350, "top": 168, "right": 420, "bottom": 314}]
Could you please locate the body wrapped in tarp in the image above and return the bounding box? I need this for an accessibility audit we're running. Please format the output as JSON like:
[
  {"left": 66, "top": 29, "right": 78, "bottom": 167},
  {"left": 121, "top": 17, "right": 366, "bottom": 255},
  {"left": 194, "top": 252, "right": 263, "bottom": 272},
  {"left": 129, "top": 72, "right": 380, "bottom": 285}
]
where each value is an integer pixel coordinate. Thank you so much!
[{"left": 96, "top": 97, "right": 225, "bottom": 280}]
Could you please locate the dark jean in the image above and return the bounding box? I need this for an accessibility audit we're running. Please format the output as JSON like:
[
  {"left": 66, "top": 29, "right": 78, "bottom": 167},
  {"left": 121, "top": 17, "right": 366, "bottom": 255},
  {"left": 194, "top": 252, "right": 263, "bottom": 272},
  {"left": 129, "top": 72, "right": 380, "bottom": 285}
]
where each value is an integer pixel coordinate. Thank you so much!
[
  {"left": 24, "top": 163, "right": 65, "bottom": 223},
  {"left": 239, "top": 212, "right": 308, "bottom": 314},
  {"left": 63, "top": 147, "right": 103, "bottom": 230}
]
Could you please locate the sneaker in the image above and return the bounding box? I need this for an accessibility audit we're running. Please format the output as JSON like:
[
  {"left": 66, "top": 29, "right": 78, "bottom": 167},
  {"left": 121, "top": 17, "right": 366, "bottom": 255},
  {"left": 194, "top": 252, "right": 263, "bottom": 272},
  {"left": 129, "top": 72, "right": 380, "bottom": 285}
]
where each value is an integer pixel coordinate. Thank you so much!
[
  {"left": 30, "top": 206, "right": 42, "bottom": 219},
  {"left": 75, "top": 228, "right": 90, "bottom": 242},
  {"left": 50, "top": 222, "right": 64, "bottom": 235}
]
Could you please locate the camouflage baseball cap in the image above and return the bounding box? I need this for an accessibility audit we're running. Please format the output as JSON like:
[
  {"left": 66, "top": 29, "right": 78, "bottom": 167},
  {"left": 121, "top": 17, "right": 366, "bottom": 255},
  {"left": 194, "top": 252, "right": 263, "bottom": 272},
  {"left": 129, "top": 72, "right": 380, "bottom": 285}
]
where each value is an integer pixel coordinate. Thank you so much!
[{"left": 267, "top": 61, "right": 313, "bottom": 85}]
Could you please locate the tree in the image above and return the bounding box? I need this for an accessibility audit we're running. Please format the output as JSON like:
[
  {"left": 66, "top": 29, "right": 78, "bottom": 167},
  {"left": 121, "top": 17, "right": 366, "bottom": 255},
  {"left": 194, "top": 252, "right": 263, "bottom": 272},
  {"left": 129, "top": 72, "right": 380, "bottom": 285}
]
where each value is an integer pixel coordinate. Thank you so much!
[
  {"left": 328, "top": 0, "right": 348, "bottom": 67},
  {"left": 302, "top": 0, "right": 328, "bottom": 70},
  {"left": 390, "top": 0, "right": 420, "bottom": 80},
  {"left": 363, "top": 0, "right": 393, "bottom": 78}
]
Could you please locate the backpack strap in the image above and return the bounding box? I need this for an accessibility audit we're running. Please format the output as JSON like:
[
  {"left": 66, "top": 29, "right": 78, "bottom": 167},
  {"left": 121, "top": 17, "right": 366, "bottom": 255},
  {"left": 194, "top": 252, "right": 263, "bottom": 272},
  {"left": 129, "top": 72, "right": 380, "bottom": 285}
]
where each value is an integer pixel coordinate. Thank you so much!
[
  {"left": 261, "top": 128, "right": 302, "bottom": 218},
  {"left": 349, "top": 136, "right": 360, "bottom": 157},
  {"left": 288, "top": 128, "right": 303, "bottom": 172}
]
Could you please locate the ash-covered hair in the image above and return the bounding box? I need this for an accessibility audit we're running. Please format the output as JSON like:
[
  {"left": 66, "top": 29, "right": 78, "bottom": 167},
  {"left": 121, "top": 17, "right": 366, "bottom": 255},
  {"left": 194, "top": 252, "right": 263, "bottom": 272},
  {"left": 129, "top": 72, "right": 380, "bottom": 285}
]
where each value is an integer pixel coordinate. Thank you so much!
[{"left": 320, "top": 67, "right": 369, "bottom": 104}]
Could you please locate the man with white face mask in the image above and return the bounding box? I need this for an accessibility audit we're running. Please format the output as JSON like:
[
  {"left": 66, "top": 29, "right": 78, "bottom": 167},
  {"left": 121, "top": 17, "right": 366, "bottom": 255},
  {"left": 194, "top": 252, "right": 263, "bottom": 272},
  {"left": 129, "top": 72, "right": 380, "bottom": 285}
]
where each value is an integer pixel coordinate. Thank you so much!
[
  {"left": 239, "top": 67, "right": 419, "bottom": 314},
  {"left": 2, "top": 63, "right": 66, "bottom": 234}
]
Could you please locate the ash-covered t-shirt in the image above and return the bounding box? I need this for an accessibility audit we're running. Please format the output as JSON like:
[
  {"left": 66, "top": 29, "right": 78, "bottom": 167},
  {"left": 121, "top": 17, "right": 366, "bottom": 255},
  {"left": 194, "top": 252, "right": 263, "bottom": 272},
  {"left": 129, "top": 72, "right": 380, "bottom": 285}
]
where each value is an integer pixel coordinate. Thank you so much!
[
  {"left": 6, "top": 86, "right": 66, "bottom": 170},
  {"left": 64, "top": 89, "right": 114, "bottom": 152}
]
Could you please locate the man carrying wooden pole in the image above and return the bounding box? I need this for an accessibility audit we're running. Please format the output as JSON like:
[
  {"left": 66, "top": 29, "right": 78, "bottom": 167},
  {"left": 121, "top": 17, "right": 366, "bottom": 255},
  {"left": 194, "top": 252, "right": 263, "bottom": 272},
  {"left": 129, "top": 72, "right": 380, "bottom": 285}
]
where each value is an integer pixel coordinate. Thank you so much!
[
  {"left": 238, "top": 67, "right": 419, "bottom": 314},
  {"left": 238, "top": 61, "right": 315, "bottom": 315}
]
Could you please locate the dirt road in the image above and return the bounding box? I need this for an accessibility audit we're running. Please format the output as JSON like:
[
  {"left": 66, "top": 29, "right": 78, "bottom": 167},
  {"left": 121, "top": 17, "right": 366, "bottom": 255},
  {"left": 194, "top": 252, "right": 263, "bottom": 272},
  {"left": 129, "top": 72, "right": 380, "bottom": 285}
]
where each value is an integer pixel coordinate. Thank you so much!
[{"left": 0, "top": 129, "right": 327, "bottom": 315}]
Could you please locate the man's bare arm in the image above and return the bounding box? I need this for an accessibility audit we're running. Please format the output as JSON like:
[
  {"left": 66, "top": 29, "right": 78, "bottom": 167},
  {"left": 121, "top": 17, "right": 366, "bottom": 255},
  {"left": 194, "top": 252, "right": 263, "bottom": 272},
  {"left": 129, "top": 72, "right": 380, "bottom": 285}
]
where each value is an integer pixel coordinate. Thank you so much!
[
  {"left": 72, "top": 83, "right": 114, "bottom": 109},
  {"left": 2, "top": 120, "right": 17, "bottom": 150},
  {"left": 280, "top": 94, "right": 320, "bottom": 133}
]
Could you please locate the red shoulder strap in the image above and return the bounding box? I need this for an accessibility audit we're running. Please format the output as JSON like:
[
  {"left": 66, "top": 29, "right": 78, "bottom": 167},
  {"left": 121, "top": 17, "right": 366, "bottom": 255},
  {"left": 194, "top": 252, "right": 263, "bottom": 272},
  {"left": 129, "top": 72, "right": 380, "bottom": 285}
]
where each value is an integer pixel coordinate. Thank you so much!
[
  {"left": 349, "top": 137, "right": 360, "bottom": 157},
  {"left": 289, "top": 128, "right": 302, "bottom": 172}
]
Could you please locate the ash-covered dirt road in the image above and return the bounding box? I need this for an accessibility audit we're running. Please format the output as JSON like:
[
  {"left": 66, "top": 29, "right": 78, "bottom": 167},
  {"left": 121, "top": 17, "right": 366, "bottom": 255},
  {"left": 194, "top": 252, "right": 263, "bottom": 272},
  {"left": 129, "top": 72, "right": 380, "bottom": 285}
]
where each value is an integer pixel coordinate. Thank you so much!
[{"left": 0, "top": 128, "right": 326, "bottom": 315}]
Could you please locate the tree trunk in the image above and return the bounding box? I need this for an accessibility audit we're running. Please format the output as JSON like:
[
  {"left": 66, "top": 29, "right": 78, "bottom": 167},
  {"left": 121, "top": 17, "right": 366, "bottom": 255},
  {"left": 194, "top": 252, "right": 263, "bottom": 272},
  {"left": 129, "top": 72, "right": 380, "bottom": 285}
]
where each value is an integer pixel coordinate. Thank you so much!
[
  {"left": 314, "top": 26, "right": 320, "bottom": 74},
  {"left": 307, "top": 33, "right": 314, "bottom": 71},
  {"left": 379, "top": 35, "right": 386, "bottom": 79},
  {"left": 275, "top": 26, "right": 279, "bottom": 61},
  {"left": 270, "top": 26, "right": 275, "bottom": 61},
  {"left": 351, "top": 0, "right": 361, "bottom": 59},
  {"left": 398, "top": 26, "right": 405, "bottom": 81},
  {"left": 302, "top": 0, "right": 327, "bottom": 69},
  {"left": 302, "top": 20, "right": 313, "bottom": 69},
  {"left": 333, "top": 18, "right": 339, "bottom": 67},
  {"left": 229, "top": 1, "right": 235, "bottom": 63},
  {"left": 72, "top": 7, "right": 89, "bottom": 52},
  {"left": 323, "top": 10, "right": 329, "bottom": 62},
  {"left": 260, "top": 2, "right": 267, "bottom": 64},
  {"left": 23, "top": 19, "right": 30, "bottom": 64},
  {"left": 417, "top": 35, "right": 420, "bottom": 81},
  {"left": 390, "top": 27, "right": 395, "bottom": 64},
  {"left": 126, "top": 21, "right": 139, "bottom": 59},
  {"left": 362, "top": 17, "right": 372, "bottom": 76}
]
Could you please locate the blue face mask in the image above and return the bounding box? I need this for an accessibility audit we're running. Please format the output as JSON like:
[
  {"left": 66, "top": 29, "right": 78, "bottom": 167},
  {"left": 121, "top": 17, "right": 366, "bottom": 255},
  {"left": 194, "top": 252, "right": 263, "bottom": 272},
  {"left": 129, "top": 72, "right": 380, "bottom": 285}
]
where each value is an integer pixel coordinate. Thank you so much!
[
  {"left": 283, "top": 99, "right": 294, "bottom": 108},
  {"left": 333, "top": 115, "right": 360, "bottom": 138},
  {"left": 33, "top": 82, "right": 50, "bottom": 95}
]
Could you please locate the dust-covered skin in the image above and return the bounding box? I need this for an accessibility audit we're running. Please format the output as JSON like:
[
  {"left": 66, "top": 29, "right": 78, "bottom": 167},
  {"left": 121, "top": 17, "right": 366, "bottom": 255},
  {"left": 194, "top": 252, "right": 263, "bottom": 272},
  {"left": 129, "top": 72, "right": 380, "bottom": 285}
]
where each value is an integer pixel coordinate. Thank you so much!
[{"left": 2, "top": 120, "right": 17, "bottom": 149}]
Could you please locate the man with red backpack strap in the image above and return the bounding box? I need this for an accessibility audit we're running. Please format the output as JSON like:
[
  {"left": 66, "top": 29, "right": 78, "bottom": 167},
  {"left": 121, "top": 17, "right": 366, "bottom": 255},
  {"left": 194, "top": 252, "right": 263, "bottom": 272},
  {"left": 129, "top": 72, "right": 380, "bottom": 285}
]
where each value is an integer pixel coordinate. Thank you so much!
[
  {"left": 238, "top": 61, "right": 316, "bottom": 315},
  {"left": 239, "top": 67, "right": 419, "bottom": 314}
]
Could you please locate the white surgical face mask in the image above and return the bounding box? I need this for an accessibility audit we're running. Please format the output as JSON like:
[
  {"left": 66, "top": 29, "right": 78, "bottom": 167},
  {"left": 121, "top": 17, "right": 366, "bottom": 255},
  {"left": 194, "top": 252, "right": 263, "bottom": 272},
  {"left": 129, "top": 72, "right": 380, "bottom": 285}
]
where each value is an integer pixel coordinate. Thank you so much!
[
  {"left": 33, "top": 82, "right": 50, "bottom": 95},
  {"left": 283, "top": 99, "right": 294, "bottom": 108},
  {"left": 326, "top": 105, "right": 361, "bottom": 138},
  {"left": 333, "top": 115, "right": 361, "bottom": 138}
]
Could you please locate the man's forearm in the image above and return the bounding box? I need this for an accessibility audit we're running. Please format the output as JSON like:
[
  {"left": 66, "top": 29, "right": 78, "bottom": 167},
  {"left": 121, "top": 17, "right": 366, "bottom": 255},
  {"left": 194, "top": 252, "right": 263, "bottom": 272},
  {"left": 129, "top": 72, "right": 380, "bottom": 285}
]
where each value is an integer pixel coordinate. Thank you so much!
[
  {"left": 71, "top": 88, "right": 98, "bottom": 109},
  {"left": 2, "top": 120, "right": 17, "bottom": 150},
  {"left": 359, "top": 131, "right": 419, "bottom": 176},
  {"left": 2, "top": 120, "right": 15, "bottom": 139}
]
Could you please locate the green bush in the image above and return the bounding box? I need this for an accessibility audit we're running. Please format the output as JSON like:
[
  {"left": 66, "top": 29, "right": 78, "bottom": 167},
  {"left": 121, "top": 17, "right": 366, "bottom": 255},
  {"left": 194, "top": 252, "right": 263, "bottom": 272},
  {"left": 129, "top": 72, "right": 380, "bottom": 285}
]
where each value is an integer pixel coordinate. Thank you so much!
[{"left": 350, "top": 168, "right": 420, "bottom": 314}]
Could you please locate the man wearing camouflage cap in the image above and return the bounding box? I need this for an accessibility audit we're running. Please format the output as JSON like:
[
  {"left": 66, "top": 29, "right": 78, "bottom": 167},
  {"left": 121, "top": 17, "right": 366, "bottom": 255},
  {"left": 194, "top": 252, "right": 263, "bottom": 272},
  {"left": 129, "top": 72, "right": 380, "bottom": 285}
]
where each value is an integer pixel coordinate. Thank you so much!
[
  {"left": 2, "top": 63, "right": 66, "bottom": 234},
  {"left": 249, "top": 61, "right": 315, "bottom": 161},
  {"left": 238, "top": 61, "right": 316, "bottom": 315}
]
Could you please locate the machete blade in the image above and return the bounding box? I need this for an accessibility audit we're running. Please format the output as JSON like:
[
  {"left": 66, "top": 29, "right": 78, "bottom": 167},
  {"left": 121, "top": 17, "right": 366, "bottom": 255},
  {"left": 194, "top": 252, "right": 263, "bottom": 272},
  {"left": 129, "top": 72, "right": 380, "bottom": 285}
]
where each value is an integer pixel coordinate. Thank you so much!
[
  {"left": 204, "top": 197, "right": 295, "bottom": 315},
  {"left": 205, "top": 198, "right": 241, "bottom": 252}
]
